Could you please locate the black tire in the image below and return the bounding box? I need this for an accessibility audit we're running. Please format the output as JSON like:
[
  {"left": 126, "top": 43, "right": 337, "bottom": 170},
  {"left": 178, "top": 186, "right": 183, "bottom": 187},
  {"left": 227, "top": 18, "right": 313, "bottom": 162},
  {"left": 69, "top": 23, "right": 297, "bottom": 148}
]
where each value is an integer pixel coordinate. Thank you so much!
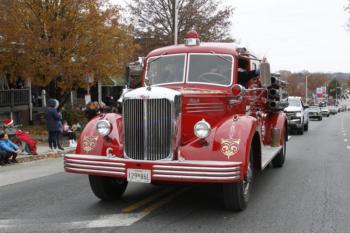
[
  {"left": 298, "top": 126, "right": 304, "bottom": 135},
  {"left": 89, "top": 175, "right": 128, "bottom": 201},
  {"left": 319, "top": 116, "right": 322, "bottom": 121},
  {"left": 223, "top": 148, "right": 254, "bottom": 211},
  {"left": 304, "top": 122, "right": 308, "bottom": 131},
  {"left": 272, "top": 130, "right": 286, "bottom": 168}
]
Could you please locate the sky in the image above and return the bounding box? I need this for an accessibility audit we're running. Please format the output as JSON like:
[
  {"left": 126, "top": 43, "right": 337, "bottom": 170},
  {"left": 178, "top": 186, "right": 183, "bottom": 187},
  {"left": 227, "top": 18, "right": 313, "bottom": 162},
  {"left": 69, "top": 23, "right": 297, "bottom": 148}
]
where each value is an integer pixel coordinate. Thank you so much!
[{"left": 116, "top": 0, "right": 350, "bottom": 73}]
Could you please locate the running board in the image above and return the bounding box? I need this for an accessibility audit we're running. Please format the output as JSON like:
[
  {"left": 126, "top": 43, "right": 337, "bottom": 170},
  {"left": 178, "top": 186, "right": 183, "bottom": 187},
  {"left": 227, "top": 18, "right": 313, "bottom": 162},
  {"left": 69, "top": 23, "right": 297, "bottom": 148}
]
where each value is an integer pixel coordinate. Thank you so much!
[{"left": 261, "top": 145, "right": 282, "bottom": 170}]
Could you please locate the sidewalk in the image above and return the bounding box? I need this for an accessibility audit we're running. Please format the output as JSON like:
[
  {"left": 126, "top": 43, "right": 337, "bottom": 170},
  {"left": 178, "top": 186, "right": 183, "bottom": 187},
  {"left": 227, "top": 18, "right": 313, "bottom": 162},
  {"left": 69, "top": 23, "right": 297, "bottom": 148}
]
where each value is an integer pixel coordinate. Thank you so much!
[{"left": 16, "top": 143, "right": 76, "bottom": 163}]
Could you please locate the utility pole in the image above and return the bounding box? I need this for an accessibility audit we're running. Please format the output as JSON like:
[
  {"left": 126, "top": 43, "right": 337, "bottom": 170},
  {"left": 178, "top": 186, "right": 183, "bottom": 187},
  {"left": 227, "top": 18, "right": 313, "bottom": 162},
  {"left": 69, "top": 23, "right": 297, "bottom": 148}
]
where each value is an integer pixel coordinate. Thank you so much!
[
  {"left": 305, "top": 74, "right": 309, "bottom": 104},
  {"left": 174, "top": 0, "right": 178, "bottom": 45}
]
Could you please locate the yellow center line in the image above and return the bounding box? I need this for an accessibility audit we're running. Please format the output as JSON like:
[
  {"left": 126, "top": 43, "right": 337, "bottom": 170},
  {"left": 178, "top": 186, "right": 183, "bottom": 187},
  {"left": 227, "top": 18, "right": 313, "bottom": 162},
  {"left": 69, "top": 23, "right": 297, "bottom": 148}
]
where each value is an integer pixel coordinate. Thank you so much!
[
  {"left": 122, "top": 188, "right": 175, "bottom": 213},
  {"left": 142, "top": 188, "right": 189, "bottom": 213}
]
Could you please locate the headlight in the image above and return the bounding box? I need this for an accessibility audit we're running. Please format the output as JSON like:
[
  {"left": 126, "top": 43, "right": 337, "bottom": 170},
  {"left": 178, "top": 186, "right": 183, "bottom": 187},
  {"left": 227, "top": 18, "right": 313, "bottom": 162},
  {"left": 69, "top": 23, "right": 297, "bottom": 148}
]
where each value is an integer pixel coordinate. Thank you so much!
[
  {"left": 96, "top": 120, "right": 111, "bottom": 136},
  {"left": 194, "top": 119, "right": 211, "bottom": 139},
  {"left": 295, "top": 112, "right": 302, "bottom": 117}
]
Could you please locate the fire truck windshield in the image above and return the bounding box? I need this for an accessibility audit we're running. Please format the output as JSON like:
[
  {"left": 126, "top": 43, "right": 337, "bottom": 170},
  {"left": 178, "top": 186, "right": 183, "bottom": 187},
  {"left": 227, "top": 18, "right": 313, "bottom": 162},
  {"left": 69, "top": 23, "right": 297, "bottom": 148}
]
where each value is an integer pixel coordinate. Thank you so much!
[
  {"left": 187, "top": 54, "right": 233, "bottom": 86},
  {"left": 146, "top": 53, "right": 233, "bottom": 86},
  {"left": 146, "top": 54, "right": 186, "bottom": 85}
]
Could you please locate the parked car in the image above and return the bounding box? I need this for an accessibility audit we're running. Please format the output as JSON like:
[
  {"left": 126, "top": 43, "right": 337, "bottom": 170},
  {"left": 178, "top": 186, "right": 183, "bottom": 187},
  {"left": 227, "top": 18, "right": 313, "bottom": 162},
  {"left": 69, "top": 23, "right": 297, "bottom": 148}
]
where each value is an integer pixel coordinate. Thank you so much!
[
  {"left": 308, "top": 106, "right": 322, "bottom": 121},
  {"left": 320, "top": 106, "right": 330, "bottom": 117},
  {"left": 329, "top": 106, "right": 338, "bottom": 115},
  {"left": 284, "top": 96, "right": 309, "bottom": 134}
]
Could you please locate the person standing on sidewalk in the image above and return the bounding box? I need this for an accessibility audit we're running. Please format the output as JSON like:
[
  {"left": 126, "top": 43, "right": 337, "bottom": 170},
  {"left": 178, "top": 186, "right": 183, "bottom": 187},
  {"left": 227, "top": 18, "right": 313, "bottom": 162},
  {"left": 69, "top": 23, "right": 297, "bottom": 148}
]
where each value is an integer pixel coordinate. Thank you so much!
[
  {"left": 45, "top": 99, "right": 62, "bottom": 152},
  {"left": 0, "top": 131, "right": 20, "bottom": 163}
]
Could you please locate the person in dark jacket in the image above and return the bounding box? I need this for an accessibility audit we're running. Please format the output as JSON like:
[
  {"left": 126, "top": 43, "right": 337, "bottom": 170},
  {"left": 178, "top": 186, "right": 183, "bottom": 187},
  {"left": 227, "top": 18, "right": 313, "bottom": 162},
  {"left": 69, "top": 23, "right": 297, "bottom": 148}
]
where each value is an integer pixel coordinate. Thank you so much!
[{"left": 45, "top": 98, "right": 63, "bottom": 151}]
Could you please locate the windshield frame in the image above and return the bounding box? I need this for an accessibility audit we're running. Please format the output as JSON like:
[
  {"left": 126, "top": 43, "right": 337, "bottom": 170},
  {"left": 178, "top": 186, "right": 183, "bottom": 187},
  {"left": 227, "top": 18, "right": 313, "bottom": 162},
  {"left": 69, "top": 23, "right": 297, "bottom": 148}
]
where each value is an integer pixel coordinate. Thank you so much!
[
  {"left": 186, "top": 53, "right": 234, "bottom": 87},
  {"left": 145, "top": 53, "right": 187, "bottom": 86}
]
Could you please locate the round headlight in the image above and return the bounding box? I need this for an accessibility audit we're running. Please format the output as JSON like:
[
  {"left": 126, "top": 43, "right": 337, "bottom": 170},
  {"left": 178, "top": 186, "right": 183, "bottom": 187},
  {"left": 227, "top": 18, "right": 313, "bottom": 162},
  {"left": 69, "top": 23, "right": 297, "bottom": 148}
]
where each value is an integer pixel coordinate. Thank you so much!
[
  {"left": 194, "top": 119, "right": 211, "bottom": 139},
  {"left": 96, "top": 120, "right": 111, "bottom": 136}
]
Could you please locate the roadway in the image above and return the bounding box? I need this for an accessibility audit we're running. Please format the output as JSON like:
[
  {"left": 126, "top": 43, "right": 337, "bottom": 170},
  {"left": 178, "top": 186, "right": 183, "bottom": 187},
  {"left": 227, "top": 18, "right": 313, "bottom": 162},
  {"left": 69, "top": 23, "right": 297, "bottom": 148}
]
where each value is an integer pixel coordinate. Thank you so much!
[{"left": 1, "top": 105, "right": 350, "bottom": 233}]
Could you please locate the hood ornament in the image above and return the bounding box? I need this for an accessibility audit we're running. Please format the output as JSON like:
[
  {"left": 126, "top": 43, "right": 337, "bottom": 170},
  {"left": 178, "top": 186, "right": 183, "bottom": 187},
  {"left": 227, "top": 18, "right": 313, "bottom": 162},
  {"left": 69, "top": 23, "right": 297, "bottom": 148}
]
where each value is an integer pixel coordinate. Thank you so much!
[{"left": 144, "top": 76, "right": 152, "bottom": 91}]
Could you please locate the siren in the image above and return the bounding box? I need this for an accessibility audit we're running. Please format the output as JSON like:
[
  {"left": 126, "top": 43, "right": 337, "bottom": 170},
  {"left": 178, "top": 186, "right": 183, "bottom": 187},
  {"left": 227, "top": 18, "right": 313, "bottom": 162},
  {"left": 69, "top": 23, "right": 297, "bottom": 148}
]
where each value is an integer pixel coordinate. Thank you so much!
[{"left": 185, "top": 30, "right": 200, "bottom": 46}]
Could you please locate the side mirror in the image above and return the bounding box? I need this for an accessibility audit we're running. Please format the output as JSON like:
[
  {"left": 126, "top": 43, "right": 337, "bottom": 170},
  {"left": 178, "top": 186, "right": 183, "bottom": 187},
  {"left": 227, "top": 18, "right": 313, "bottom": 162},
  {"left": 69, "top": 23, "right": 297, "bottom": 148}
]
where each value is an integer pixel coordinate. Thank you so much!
[{"left": 260, "top": 62, "right": 271, "bottom": 87}]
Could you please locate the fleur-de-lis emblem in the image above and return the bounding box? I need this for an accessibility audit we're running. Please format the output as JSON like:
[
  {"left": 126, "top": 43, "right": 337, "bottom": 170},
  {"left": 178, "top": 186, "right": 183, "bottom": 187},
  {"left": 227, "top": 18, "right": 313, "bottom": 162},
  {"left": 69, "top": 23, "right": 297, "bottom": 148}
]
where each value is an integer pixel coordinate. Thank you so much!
[
  {"left": 82, "top": 136, "right": 98, "bottom": 153},
  {"left": 220, "top": 139, "right": 240, "bottom": 159}
]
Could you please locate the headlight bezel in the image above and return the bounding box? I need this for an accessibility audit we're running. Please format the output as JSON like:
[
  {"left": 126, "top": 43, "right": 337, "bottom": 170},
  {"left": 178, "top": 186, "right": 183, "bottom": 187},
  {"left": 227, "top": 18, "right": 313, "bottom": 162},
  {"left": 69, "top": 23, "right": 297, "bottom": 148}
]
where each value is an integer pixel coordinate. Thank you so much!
[
  {"left": 295, "top": 112, "right": 302, "bottom": 117},
  {"left": 194, "top": 119, "right": 211, "bottom": 139},
  {"left": 96, "top": 119, "right": 112, "bottom": 136}
]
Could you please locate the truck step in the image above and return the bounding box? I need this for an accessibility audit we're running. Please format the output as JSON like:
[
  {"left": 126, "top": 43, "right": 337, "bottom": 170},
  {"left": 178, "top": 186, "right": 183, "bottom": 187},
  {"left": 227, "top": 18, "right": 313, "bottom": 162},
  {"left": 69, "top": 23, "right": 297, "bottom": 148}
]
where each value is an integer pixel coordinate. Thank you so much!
[{"left": 261, "top": 145, "right": 282, "bottom": 169}]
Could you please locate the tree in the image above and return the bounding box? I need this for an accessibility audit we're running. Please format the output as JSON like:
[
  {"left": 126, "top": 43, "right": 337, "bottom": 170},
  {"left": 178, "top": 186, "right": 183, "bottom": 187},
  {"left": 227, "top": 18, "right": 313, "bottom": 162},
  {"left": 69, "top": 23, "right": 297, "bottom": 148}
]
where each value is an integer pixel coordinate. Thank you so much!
[
  {"left": 0, "top": 0, "right": 138, "bottom": 101},
  {"left": 128, "top": 0, "right": 234, "bottom": 55},
  {"left": 327, "top": 79, "right": 341, "bottom": 99}
]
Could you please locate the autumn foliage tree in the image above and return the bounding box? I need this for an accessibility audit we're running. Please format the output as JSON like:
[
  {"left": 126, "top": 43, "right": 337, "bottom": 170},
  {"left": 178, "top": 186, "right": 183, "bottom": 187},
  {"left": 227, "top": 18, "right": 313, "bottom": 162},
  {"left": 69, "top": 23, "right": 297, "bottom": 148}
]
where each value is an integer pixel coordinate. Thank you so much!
[
  {"left": 0, "top": 0, "right": 138, "bottom": 100},
  {"left": 128, "top": 0, "right": 234, "bottom": 55}
]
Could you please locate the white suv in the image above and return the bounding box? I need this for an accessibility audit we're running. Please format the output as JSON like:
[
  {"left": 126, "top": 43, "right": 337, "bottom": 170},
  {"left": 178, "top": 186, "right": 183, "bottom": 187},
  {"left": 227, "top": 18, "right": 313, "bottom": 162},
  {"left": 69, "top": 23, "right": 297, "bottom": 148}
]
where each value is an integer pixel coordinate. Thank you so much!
[{"left": 284, "top": 96, "right": 309, "bottom": 135}]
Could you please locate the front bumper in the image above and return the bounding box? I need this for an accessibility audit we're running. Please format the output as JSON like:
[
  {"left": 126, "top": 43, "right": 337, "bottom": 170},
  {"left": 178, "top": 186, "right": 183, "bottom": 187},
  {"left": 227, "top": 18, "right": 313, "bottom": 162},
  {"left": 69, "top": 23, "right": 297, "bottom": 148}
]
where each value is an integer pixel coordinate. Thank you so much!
[
  {"left": 287, "top": 118, "right": 303, "bottom": 129},
  {"left": 64, "top": 154, "right": 242, "bottom": 183},
  {"left": 309, "top": 113, "right": 321, "bottom": 118}
]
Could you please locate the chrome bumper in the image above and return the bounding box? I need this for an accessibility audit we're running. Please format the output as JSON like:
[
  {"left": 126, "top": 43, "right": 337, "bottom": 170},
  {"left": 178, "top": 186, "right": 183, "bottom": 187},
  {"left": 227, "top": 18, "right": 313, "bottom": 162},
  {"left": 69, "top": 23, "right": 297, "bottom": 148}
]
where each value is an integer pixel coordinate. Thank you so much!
[{"left": 64, "top": 154, "right": 242, "bottom": 183}]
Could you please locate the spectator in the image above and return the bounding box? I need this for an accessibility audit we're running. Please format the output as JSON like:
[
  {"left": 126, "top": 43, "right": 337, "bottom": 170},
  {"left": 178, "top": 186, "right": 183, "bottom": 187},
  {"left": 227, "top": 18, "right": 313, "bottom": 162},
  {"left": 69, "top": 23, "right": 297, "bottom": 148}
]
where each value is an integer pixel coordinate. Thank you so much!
[
  {"left": 56, "top": 100, "right": 64, "bottom": 151},
  {"left": 62, "top": 120, "right": 77, "bottom": 147},
  {"left": 45, "top": 98, "right": 62, "bottom": 152},
  {"left": 0, "top": 149, "right": 6, "bottom": 166},
  {"left": 0, "top": 131, "right": 19, "bottom": 163},
  {"left": 3, "top": 118, "right": 38, "bottom": 155},
  {"left": 85, "top": 101, "right": 99, "bottom": 120},
  {"left": 15, "top": 130, "right": 38, "bottom": 155}
]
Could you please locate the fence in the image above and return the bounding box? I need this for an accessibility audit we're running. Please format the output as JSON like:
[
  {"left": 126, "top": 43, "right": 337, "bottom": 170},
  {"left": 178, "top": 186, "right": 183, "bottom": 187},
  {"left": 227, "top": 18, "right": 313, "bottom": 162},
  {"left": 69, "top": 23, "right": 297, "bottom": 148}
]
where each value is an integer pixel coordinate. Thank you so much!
[{"left": 0, "top": 89, "right": 30, "bottom": 107}]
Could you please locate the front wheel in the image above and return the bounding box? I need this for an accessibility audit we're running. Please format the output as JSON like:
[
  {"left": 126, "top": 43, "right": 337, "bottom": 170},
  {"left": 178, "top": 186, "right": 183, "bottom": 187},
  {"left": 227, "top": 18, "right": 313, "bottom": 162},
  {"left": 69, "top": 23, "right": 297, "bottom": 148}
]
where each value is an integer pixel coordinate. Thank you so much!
[
  {"left": 304, "top": 121, "right": 309, "bottom": 131},
  {"left": 89, "top": 175, "right": 128, "bottom": 201},
  {"left": 223, "top": 148, "right": 254, "bottom": 211}
]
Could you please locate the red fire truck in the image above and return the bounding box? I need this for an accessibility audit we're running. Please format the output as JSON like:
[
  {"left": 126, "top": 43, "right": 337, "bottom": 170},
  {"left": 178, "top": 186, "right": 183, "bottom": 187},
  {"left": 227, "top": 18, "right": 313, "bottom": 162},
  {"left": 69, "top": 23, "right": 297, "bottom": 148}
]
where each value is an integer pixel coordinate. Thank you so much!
[{"left": 64, "top": 31, "right": 288, "bottom": 211}]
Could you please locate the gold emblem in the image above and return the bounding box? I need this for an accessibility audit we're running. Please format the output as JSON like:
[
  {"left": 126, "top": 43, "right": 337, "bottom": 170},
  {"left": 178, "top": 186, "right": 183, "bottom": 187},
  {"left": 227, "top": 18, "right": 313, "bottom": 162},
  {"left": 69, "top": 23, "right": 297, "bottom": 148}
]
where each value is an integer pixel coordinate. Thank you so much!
[
  {"left": 220, "top": 139, "right": 240, "bottom": 159},
  {"left": 82, "top": 136, "right": 98, "bottom": 153}
]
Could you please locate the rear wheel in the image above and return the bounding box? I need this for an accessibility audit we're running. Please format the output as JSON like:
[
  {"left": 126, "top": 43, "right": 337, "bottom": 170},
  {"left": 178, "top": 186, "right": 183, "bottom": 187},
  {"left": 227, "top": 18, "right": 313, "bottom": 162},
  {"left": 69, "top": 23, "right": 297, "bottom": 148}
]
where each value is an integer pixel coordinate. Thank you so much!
[
  {"left": 89, "top": 175, "right": 128, "bottom": 201},
  {"left": 272, "top": 130, "right": 286, "bottom": 168},
  {"left": 223, "top": 147, "right": 254, "bottom": 211}
]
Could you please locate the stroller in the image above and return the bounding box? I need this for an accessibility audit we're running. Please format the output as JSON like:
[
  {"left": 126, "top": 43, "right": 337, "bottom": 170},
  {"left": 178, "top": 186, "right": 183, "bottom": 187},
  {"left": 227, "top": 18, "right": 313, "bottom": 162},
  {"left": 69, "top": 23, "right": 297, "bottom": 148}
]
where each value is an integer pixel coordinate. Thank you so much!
[{"left": 0, "top": 118, "right": 38, "bottom": 155}]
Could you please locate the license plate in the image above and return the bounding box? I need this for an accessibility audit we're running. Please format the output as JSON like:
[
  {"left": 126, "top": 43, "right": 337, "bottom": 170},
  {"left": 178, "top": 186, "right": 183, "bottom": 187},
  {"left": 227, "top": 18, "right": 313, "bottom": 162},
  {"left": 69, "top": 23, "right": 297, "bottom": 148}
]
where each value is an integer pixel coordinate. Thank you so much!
[{"left": 127, "top": 169, "right": 151, "bottom": 183}]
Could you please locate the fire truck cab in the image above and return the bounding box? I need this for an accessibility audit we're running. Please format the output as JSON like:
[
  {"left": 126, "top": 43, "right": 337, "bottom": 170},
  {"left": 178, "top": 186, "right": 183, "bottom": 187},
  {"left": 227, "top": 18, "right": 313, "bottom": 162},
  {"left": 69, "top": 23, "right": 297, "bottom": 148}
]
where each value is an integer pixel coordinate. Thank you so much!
[{"left": 64, "top": 31, "right": 288, "bottom": 211}]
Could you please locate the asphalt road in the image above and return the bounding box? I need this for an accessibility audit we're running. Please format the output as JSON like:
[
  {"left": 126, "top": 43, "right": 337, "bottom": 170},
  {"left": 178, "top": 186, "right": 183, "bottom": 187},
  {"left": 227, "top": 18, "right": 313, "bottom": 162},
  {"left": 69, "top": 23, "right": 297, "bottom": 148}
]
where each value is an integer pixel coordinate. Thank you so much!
[{"left": 1, "top": 106, "right": 350, "bottom": 233}]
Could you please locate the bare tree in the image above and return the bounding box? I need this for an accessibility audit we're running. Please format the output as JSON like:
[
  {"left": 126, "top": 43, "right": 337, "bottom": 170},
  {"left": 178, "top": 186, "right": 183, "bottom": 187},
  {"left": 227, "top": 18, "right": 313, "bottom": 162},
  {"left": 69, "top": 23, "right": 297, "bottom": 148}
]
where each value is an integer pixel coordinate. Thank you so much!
[{"left": 128, "top": 0, "right": 234, "bottom": 54}]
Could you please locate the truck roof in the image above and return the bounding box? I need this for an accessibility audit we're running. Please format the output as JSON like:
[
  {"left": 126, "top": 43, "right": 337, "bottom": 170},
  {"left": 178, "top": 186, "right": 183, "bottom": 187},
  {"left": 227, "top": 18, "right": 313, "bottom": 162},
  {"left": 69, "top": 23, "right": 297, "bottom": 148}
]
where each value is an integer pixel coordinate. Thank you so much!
[{"left": 147, "top": 42, "right": 259, "bottom": 59}]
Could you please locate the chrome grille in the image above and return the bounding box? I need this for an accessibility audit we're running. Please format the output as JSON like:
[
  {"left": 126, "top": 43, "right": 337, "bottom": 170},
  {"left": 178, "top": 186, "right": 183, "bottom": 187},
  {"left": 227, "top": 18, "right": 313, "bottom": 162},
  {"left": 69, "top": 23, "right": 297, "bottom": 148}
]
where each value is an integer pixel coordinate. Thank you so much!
[{"left": 123, "top": 98, "right": 172, "bottom": 160}]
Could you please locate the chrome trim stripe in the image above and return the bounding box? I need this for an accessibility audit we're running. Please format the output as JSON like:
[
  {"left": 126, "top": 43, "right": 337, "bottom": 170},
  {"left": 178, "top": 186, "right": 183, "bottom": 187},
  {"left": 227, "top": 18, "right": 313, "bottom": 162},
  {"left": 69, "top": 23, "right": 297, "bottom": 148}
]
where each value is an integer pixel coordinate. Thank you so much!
[
  {"left": 65, "top": 159, "right": 125, "bottom": 167},
  {"left": 187, "top": 109, "right": 224, "bottom": 113},
  {"left": 186, "top": 106, "right": 224, "bottom": 109},
  {"left": 187, "top": 103, "right": 224, "bottom": 106},
  {"left": 152, "top": 174, "right": 240, "bottom": 181},
  {"left": 153, "top": 170, "right": 240, "bottom": 176},
  {"left": 65, "top": 154, "right": 242, "bottom": 166},
  {"left": 65, "top": 163, "right": 126, "bottom": 172},
  {"left": 153, "top": 165, "right": 240, "bottom": 171},
  {"left": 65, "top": 167, "right": 125, "bottom": 176}
]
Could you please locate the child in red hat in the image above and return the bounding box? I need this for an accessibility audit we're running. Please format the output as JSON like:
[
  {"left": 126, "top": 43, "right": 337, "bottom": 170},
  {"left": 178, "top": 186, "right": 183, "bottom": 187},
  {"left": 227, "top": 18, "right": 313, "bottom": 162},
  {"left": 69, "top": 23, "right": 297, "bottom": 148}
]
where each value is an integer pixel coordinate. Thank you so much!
[{"left": 3, "top": 118, "right": 38, "bottom": 155}]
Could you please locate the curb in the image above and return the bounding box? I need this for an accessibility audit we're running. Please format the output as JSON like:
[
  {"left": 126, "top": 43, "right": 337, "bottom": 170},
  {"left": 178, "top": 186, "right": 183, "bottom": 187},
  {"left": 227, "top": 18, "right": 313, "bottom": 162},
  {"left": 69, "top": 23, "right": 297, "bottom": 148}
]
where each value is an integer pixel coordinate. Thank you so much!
[{"left": 16, "top": 149, "right": 75, "bottom": 163}]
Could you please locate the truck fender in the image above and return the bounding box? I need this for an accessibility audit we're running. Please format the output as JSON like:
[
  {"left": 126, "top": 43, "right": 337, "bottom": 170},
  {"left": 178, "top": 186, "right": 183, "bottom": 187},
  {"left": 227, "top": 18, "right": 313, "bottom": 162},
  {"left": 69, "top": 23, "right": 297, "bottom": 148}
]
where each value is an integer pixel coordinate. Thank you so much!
[
  {"left": 213, "top": 115, "right": 259, "bottom": 173},
  {"left": 76, "top": 113, "right": 124, "bottom": 157},
  {"left": 268, "top": 112, "right": 288, "bottom": 143}
]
